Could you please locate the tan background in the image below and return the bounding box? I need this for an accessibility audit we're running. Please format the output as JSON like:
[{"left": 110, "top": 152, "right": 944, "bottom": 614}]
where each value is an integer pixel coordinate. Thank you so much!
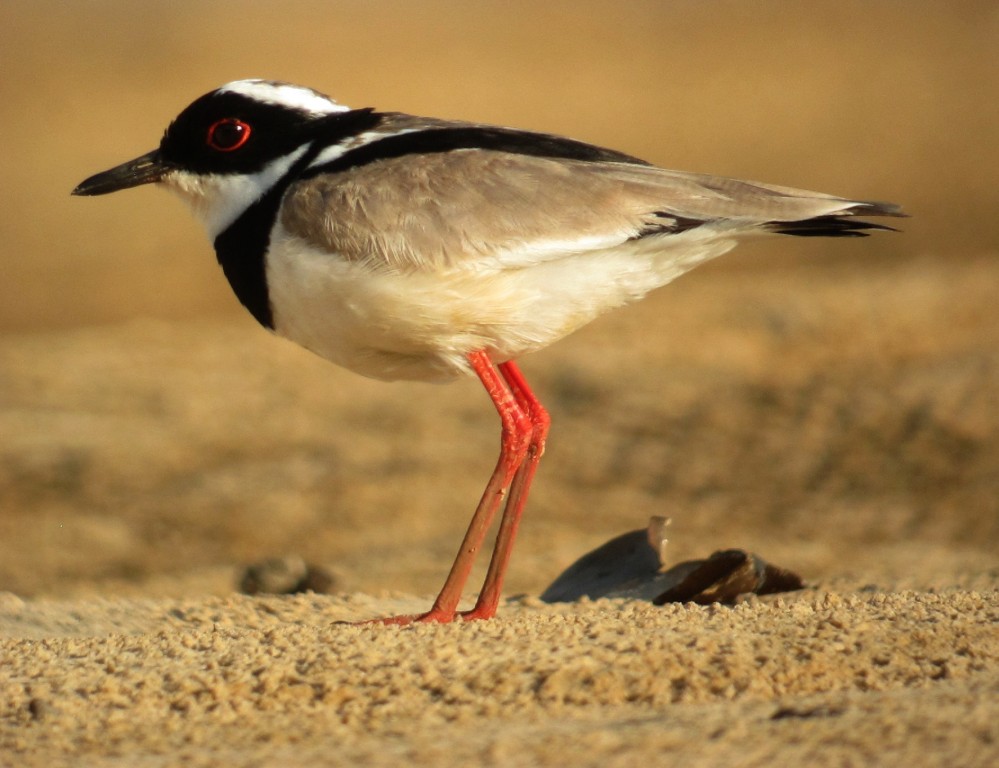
[
  {"left": 1, "top": 0, "right": 996, "bottom": 595},
  {"left": 0, "top": 3, "right": 997, "bottom": 766},
  {"left": 2, "top": 0, "right": 996, "bottom": 331}
]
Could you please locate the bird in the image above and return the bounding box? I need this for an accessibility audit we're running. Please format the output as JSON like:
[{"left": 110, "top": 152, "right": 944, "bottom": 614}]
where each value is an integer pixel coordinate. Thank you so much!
[{"left": 73, "top": 79, "right": 903, "bottom": 624}]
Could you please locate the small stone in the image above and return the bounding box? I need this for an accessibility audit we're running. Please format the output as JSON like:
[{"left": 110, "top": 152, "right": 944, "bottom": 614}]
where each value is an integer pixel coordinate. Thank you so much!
[{"left": 239, "top": 556, "right": 336, "bottom": 595}]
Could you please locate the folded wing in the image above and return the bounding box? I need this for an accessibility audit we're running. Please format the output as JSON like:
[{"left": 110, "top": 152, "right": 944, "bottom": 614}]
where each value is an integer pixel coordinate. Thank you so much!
[{"left": 280, "top": 137, "right": 903, "bottom": 273}]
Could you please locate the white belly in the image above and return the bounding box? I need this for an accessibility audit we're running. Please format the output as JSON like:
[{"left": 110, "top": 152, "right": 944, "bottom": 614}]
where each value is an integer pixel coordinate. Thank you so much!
[{"left": 264, "top": 222, "right": 735, "bottom": 382}]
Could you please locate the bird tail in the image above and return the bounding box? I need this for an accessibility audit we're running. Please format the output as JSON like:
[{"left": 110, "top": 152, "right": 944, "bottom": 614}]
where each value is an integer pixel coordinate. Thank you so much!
[{"left": 764, "top": 200, "right": 907, "bottom": 238}]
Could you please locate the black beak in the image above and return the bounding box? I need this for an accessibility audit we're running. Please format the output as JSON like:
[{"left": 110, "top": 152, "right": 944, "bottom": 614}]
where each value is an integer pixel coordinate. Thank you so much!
[{"left": 72, "top": 150, "right": 172, "bottom": 196}]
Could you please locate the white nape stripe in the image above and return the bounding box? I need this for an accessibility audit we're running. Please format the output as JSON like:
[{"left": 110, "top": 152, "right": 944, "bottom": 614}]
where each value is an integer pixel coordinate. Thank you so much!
[
  {"left": 306, "top": 128, "right": 424, "bottom": 169},
  {"left": 219, "top": 79, "right": 349, "bottom": 115},
  {"left": 165, "top": 145, "right": 311, "bottom": 238}
]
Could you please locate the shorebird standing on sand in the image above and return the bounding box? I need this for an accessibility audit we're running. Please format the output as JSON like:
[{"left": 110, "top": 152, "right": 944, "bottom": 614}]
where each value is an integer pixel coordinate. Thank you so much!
[{"left": 74, "top": 79, "right": 903, "bottom": 624}]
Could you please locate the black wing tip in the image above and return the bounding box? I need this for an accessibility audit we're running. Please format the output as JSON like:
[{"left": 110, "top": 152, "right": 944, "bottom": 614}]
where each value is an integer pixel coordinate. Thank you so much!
[
  {"left": 768, "top": 218, "right": 899, "bottom": 238},
  {"left": 768, "top": 200, "right": 907, "bottom": 238}
]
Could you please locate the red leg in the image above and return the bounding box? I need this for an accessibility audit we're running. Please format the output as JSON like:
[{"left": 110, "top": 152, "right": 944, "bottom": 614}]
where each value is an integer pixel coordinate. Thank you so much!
[
  {"left": 367, "top": 351, "right": 532, "bottom": 625},
  {"left": 461, "top": 361, "right": 550, "bottom": 620}
]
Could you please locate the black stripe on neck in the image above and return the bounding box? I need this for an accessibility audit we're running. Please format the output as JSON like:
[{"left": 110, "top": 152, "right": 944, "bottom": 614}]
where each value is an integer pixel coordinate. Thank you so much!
[
  {"left": 212, "top": 147, "right": 321, "bottom": 329},
  {"left": 213, "top": 168, "right": 304, "bottom": 329},
  {"left": 304, "top": 125, "right": 650, "bottom": 178},
  {"left": 212, "top": 109, "right": 382, "bottom": 328}
]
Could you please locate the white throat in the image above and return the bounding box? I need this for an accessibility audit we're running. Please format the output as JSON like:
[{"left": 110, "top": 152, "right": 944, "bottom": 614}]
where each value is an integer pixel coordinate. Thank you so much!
[{"left": 160, "top": 145, "right": 310, "bottom": 238}]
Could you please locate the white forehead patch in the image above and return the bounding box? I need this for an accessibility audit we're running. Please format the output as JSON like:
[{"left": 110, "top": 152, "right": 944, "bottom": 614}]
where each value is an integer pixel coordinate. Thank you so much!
[{"left": 219, "top": 79, "right": 350, "bottom": 115}]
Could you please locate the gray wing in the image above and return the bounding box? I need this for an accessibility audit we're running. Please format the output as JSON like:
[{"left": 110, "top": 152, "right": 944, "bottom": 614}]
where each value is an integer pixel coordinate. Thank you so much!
[{"left": 280, "top": 146, "right": 903, "bottom": 273}]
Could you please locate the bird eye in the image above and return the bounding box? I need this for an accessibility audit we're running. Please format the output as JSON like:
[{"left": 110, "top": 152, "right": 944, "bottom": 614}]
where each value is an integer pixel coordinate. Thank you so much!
[{"left": 206, "top": 118, "right": 252, "bottom": 152}]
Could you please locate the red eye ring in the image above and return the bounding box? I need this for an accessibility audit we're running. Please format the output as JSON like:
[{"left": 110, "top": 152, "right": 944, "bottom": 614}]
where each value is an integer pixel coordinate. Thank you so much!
[{"left": 206, "top": 118, "right": 252, "bottom": 152}]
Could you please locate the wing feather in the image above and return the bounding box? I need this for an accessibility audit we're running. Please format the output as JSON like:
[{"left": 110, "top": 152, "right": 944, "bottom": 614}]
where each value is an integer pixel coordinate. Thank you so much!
[{"left": 280, "top": 146, "right": 902, "bottom": 273}]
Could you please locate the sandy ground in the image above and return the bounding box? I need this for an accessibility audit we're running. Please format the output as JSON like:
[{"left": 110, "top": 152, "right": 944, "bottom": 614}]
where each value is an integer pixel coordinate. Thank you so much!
[
  {"left": 2, "top": 2, "right": 998, "bottom": 766},
  {"left": 3, "top": 258, "right": 998, "bottom": 767},
  {"left": 2, "top": 590, "right": 997, "bottom": 767}
]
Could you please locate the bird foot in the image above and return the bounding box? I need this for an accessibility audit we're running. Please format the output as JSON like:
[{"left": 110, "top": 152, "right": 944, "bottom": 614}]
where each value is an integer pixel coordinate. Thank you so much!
[
  {"left": 354, "top": 608, "right": 457, "bottom": 626},
  {"left": 350, "top": 604, "right": 498, "bottom": 626},
  {"left": 457, "top": 605, "right": 498, "bottom": 622}
]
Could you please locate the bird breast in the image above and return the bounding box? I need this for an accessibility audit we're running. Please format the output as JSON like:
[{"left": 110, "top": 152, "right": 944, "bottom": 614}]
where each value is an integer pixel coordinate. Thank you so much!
[{"left": 263, "top": 220, "right": 734, "bottom": 382}]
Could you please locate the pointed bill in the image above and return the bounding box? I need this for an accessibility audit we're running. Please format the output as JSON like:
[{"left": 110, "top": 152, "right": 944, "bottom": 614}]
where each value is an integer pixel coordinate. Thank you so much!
[{"left": 72, "top": 150, "right": 172, "bottom": 196}]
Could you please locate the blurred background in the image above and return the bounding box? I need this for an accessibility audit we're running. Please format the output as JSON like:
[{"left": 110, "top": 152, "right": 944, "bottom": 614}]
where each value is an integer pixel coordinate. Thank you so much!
[
  {"left": 1, "top": 1, "right": 996, "bottom": 598},
  {"left": 3, "top": 0, "right": 997, "bottom": 330}
]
